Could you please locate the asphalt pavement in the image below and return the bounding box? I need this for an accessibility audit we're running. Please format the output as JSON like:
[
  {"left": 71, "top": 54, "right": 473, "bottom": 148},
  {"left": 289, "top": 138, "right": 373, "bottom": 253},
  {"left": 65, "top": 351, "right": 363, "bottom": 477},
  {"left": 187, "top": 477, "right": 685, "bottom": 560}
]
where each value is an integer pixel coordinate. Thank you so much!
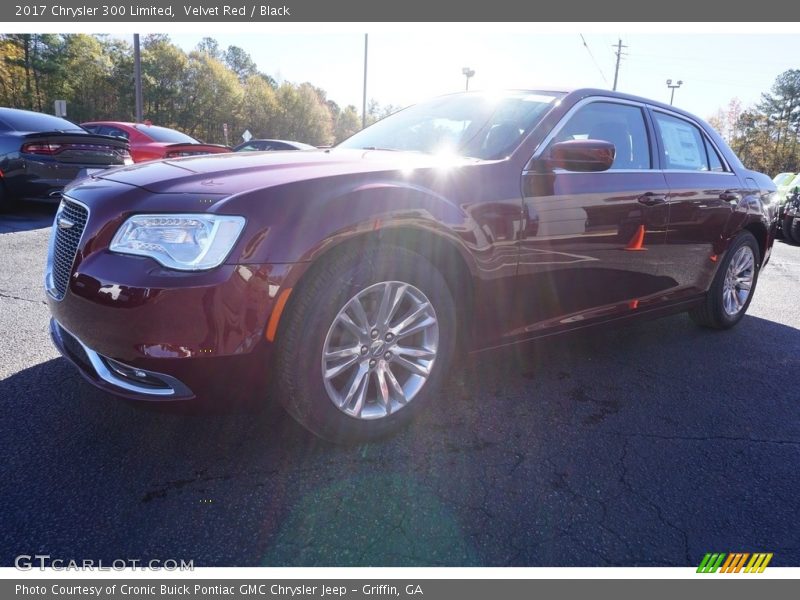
[{"left": 1, "top": 203, "right": 799, "bottom": 567}]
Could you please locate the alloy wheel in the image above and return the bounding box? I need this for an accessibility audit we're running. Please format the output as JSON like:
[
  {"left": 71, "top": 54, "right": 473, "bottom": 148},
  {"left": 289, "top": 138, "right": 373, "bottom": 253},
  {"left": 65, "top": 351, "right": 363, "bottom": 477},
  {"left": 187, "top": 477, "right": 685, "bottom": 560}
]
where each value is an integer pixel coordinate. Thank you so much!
[
  {"left": 321, "top": 281, "right": 439, "bottom": 420},
  {"left": 722, "top": 245, "right": 755, "bottom": 316}
]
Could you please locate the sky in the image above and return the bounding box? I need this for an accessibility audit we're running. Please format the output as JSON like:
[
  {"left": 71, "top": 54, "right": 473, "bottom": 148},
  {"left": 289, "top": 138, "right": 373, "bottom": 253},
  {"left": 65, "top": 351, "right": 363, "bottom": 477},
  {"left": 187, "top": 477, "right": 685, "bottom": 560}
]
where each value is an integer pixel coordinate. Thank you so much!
[{"left": 159, "top": 30, "right": 800, "bottom": 120}]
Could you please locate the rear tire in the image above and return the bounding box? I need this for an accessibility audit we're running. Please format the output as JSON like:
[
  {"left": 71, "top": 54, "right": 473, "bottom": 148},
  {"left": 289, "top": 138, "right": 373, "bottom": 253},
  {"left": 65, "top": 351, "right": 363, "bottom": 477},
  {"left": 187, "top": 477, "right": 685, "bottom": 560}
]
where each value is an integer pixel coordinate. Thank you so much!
[
  {"left": 273, "top": 243, "right": 457, "bottom": 443},
  {"left": 783, "top": 216, "right": 799, "bottom": 244},
  {"left": 689, "top": 231, "right": 759, "bottom": 330}
]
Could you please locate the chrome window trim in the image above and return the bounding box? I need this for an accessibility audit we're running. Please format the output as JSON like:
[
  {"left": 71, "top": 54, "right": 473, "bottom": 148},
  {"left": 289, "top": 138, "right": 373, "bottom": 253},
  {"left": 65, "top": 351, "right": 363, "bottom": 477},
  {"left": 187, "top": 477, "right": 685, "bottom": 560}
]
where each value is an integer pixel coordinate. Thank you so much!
[
  {"left": 528, "top": 95, "right": 737, "bottom": 175},
  {"left": 661, "top": 169, "right": 737, "bottom": 175},
  {"left": 45, "top": 195, "right": 91, "bottom": 302}
]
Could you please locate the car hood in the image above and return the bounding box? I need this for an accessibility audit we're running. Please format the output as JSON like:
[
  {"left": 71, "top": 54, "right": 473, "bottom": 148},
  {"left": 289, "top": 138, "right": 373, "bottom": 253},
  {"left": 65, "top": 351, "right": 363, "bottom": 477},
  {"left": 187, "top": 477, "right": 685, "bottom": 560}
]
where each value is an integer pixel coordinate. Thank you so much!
[{"left": 96, "top": 148, "right": 479, "bottom": 194}]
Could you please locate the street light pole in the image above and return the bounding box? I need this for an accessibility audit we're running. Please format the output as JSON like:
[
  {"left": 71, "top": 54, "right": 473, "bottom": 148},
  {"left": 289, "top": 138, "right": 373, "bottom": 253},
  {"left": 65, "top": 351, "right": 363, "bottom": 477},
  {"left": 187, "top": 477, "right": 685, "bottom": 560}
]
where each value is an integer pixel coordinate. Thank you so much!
[
  {"left": 666, "top": 78, "right": 683, "bottom": 106},
  {"left": 462, "top": 67, "right": 475, "bottom": 91},
  {"left": 133, "top": 34, "right": 143, "bottom": 123},
  {"left": 362, "top": 33, "right": 368, "bottom": 129}
]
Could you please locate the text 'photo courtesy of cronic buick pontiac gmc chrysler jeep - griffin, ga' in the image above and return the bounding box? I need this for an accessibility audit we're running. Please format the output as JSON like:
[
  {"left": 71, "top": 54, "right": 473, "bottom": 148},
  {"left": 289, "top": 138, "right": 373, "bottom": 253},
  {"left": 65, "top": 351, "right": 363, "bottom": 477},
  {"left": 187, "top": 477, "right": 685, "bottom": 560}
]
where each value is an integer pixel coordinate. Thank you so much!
[{"left": 45, "top": 89, "right": 778, "bottom": 442}]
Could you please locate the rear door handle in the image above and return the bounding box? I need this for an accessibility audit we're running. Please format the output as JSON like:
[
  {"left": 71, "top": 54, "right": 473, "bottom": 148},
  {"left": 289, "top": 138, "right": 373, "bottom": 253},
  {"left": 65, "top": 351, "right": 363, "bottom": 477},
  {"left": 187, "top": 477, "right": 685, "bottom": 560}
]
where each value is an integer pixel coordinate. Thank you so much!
[
  {"left": 719, "top": 190, "right": 740, "bottom": 203},
  {"left": 637, "top": 193, "right": 667, "bottom": 206}
]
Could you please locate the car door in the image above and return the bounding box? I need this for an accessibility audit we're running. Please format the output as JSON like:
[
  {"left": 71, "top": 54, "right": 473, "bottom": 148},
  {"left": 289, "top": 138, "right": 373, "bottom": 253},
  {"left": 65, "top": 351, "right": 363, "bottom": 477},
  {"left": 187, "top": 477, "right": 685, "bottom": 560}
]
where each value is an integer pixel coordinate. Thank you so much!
[
  {"left": 649, "top": 108, "right": 744, "bottom": 297},
  {"left": 515, "top": 98, "right": 673, "bottom": 336}
]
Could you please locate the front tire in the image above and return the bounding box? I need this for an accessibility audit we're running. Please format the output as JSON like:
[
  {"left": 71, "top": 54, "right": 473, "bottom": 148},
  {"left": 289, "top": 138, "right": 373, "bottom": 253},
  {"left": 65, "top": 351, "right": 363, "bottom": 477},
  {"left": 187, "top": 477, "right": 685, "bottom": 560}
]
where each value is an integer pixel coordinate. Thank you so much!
[
  {"left": 789, "top": 217, "right": 800, "bottom": 245},
  {"left": 273, "top": 243, "right": 457, "bottom": 443},
  {"left": 689, "top": 231, "right": 759, "bottom": 329}
]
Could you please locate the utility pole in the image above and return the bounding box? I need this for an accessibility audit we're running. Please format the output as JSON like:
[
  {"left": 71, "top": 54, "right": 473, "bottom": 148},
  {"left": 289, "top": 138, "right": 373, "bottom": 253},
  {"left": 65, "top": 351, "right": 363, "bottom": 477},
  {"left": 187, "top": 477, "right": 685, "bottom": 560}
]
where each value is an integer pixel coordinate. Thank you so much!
[
  {"left": 612, "top": 38, "right": 627, "bottom": 92},
  {"left": 133, "top": 34, "right": 143, "bottom": 123},
  {"left": 362, "top": 33, "right": 368, "bottom": 129}
]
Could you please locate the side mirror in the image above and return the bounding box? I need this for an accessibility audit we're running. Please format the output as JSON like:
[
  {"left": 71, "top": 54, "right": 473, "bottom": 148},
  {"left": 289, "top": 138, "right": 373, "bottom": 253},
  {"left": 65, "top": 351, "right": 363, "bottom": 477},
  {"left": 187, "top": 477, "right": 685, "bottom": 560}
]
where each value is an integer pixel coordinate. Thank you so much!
[{"left": 543, "top": 139, "right": 615, "bottom": 172}]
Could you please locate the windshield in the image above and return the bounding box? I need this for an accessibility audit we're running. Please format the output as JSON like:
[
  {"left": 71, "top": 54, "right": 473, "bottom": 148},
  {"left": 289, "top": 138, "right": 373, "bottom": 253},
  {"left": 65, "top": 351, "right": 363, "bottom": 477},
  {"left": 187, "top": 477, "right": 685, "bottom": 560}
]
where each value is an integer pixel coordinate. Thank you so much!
[
  {"left": 135, "top": 124, "right": 198, "bottom": 144},
  {"left": 338, "top": 91, "right": 563, "bottom": 159}
]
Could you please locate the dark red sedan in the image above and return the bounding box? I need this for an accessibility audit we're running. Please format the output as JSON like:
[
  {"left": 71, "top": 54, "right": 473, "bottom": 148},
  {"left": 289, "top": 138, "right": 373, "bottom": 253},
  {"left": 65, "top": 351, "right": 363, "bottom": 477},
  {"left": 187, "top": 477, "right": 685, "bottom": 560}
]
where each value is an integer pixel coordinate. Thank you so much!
[
  {"left": 47, "top": 89, "right": 777, "bottom": 442},
  {"left": 80, "top": 121, "right": 231, "bottom": 163}
]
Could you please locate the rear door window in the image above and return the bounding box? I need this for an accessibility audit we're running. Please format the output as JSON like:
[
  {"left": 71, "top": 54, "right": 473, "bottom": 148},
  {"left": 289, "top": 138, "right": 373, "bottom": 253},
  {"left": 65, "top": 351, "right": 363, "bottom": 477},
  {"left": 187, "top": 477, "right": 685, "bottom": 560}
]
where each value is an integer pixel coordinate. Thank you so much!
[{"left": 653, "top": 112, "right": 723, "bottom": 172}]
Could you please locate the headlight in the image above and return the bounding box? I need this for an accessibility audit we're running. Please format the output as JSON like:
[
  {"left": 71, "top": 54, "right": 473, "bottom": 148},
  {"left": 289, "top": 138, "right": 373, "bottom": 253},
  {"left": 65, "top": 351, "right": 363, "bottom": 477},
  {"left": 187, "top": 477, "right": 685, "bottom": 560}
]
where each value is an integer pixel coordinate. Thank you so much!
[{"left": 110, "top": 214, "right": 246, "bottom": 271}]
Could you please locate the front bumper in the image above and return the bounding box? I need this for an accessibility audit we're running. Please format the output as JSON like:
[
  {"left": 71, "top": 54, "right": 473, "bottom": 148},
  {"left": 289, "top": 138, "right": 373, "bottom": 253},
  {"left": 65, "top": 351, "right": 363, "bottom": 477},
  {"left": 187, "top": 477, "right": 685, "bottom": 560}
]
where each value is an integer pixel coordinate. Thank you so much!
[
  {"left": 51, "top": 319, "right": 194, "bottom": 400},
  {"left": 46, "top": 252, "right": 299, "bottom": 405}
]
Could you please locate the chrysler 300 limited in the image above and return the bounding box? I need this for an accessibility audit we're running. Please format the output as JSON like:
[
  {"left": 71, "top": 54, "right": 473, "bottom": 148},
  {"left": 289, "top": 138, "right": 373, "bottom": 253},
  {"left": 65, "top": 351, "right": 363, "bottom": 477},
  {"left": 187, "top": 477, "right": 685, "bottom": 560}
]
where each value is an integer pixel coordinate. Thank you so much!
[{"left": 46, "top": 89, "right": 777, "bottom": 441}]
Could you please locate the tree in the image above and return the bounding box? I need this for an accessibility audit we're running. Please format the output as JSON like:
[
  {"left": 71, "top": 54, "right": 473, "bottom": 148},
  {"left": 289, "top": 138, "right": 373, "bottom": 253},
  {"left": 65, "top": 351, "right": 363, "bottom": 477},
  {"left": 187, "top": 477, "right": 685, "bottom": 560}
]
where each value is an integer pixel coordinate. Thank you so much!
[
  {"left": 0, "top": 36, "right": 28, "bottom": 108},
  {"left": 713, "top": 71, "right": 800, "bottom": 174},
  {"left": 240, "top": 74, "right": 279, "bottom": 138},
  {"left": 757, "top": 69, "right": 800, "bottom": 173},
  {"left": 224, "top": 45, "right": 258, "bottom": 83},
  {"left": 333, "top": 105, "right": 361, "bottom": 143},
  {"left": 180, "top": 51, "right": 243, "bottom": 143},
  {"left": 196, "top": 37, "right": 222, "bottom": 60},
  {"left": 0, "top": 33, "right": 379, "bottom": 151},
  {"left": 273, "top": 82, "right": 333, "bottom": 145},
  {"left": 141, "top": 35, "right": 188, "bottom": 126}
]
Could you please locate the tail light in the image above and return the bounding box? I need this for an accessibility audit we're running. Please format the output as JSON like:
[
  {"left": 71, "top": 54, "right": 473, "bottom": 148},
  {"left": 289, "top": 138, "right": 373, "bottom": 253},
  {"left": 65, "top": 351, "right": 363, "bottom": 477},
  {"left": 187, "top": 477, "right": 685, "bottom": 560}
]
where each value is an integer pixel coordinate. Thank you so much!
[
  {"left": 120, "top": 148, "right": 133, "bottom": 165},
  {"left": 165, "top": 150, "right": 208, "bottom": 158},
  {"left": 22, "top": 142, "right": 62, "bottom": 155}
]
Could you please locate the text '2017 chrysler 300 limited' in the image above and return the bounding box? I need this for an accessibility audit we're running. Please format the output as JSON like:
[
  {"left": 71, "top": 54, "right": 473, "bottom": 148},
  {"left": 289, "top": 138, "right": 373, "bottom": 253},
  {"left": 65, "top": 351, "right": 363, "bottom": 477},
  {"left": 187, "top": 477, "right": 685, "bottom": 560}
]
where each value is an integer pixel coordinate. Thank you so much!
[{"left": 46, "top": 89, "right": 777, "bottom": 442}]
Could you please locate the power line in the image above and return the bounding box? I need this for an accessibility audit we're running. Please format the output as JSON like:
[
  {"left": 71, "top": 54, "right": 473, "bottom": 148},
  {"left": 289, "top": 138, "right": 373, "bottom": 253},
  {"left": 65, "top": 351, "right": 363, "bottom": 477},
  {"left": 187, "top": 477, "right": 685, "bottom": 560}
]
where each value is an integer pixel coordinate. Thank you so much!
[{"left": 579, "top": 34, "right": 609, "bottom": 86}]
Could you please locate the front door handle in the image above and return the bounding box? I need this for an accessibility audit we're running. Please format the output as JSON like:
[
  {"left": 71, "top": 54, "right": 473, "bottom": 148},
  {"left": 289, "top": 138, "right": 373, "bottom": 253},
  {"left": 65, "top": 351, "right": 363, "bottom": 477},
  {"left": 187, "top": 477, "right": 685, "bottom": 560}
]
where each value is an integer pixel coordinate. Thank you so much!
[
  {"left": 637, "top": 192, "right": 667, "bottom": 206},
  {"left": 719, "top": 190, "right": 740, "bottom": 203}
]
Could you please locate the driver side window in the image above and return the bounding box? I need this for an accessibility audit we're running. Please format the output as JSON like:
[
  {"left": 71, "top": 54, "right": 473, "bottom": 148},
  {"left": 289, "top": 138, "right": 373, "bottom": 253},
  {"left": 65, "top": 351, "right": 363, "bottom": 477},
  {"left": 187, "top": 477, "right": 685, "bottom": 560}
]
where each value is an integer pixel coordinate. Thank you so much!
[{"left": 548, "top": 102, "right": 652, "bottom": 170}]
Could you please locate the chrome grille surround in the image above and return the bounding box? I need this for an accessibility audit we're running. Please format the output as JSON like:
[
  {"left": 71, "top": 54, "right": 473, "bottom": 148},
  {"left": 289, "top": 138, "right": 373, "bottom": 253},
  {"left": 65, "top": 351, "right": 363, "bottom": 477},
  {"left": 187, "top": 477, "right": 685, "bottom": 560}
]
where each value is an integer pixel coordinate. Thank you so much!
[{"left": 46, "top": 197, "right": 89, "bottom": 300}]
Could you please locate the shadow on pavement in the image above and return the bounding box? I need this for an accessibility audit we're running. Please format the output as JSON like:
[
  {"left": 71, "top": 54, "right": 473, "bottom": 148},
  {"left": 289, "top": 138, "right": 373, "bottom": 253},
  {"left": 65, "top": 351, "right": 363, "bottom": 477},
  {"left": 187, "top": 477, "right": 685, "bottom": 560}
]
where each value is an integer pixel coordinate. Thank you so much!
[
  {"left": 1, "top": 313, "right": 798, "bottom": 566},
  {"left": 0, "top": 202, "right": 57, "bottom": 234}
]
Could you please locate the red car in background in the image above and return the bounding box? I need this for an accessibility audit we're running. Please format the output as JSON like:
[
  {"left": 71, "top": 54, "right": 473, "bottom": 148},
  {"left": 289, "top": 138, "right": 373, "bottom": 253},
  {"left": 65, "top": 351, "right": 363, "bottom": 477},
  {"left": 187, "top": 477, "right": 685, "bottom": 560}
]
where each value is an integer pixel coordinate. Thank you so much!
[{"left": 81, "top": 121, "right": 231, "bottom": 163}]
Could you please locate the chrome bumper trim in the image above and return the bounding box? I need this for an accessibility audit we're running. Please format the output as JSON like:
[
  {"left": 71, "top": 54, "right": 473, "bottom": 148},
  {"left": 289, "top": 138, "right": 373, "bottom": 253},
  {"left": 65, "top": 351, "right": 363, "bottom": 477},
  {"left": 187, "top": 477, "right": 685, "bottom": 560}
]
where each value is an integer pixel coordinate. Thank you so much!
[{"left": 52, "top": 320, "right": 192, "bottom": 398}]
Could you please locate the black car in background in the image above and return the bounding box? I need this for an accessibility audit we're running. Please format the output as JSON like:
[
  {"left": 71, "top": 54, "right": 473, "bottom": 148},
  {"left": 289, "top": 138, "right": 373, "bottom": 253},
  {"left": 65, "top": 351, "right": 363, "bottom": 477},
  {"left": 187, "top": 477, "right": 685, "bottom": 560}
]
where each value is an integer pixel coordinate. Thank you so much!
[
  {"left": 233, "top": 138, "right": 316, "bottom": 152},
  {"left": 0, "top": 108, "right": 132, "bottom": 210},
  {"left": 782, "top": 188, "right": 800, "bottom": 243}
]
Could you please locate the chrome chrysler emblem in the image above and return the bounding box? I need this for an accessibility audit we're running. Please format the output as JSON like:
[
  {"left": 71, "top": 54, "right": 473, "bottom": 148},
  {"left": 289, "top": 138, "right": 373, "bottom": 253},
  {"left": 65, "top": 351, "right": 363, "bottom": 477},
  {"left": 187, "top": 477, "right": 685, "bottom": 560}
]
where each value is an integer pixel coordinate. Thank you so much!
[{"left": 57, "top": 216, "right": 75, "bottom": 229}]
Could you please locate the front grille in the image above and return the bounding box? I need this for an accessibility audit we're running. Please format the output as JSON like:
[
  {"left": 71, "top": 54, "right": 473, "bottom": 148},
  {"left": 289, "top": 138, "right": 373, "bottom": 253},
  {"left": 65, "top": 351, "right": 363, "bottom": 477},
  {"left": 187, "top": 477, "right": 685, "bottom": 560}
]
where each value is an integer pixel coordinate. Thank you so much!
[{"left": 51, "top": 199, "right": 88, "bottom": 299}]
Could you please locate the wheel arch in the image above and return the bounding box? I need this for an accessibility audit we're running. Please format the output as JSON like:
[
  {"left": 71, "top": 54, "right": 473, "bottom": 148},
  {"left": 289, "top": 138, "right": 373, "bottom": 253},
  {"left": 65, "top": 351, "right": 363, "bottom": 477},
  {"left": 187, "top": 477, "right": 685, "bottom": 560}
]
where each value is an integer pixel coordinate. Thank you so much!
[
  {"left": 280, "top": 224, "right": 477, "bottom": 349},
  {"left": 741, "top": 220, "right": 768, "bottom": 264}
]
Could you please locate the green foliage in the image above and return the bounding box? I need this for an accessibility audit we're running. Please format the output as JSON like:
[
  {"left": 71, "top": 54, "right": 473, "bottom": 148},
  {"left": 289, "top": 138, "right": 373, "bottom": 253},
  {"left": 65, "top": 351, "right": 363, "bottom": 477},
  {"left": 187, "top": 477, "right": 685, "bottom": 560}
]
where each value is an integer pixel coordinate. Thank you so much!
[
  {"left": 715, "top": 70, "right": 800, "bottom": 175},
  {"left": 0, "top": 34, "right": 400, "bottom": 148},
  {"left": 333, "top": 105, "right": 361, "bottom": 143}
]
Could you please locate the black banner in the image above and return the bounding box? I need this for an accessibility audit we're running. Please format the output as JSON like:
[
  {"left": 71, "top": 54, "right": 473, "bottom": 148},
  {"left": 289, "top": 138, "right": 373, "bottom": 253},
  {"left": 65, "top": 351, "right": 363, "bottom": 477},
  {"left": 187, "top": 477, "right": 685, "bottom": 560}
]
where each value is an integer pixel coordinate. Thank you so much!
[
  {"left": 4, "top": 579, "right": 799, "bottom": 600},
  {"left": 3, "top": 0, "right": 800, "bottom": 22}
]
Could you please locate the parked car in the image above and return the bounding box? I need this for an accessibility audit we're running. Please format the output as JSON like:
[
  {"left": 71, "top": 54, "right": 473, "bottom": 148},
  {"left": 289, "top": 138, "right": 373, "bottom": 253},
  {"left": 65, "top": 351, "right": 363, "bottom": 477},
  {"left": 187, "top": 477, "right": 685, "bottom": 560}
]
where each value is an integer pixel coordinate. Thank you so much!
[
  {"left": 777, "top": 172, "right": 800, "bottom": 228},
  {"left": 782, "top": 187, "right": 800, "bottom": 243},
  {"left": 47, "top": 89, "right": 777, "bottom": 442},
  {"left": 233, "top": 139, "right": 316, "bottom": 152},
  {"left": 772, "top": 172, "right": 795, "bottom": 187},
  {"left": 81, "top": 121, "right": 231, "bottom": 163},
  {"left": 0, "top": 108, "right": 131, "bottom": 210}
]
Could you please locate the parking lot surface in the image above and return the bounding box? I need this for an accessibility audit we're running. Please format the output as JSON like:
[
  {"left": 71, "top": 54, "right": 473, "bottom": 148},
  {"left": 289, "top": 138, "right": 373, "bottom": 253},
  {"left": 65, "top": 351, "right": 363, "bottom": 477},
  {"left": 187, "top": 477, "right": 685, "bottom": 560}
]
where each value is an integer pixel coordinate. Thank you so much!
[{"left": 1, "top": 203, "right": 799, "bottom": 566}]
